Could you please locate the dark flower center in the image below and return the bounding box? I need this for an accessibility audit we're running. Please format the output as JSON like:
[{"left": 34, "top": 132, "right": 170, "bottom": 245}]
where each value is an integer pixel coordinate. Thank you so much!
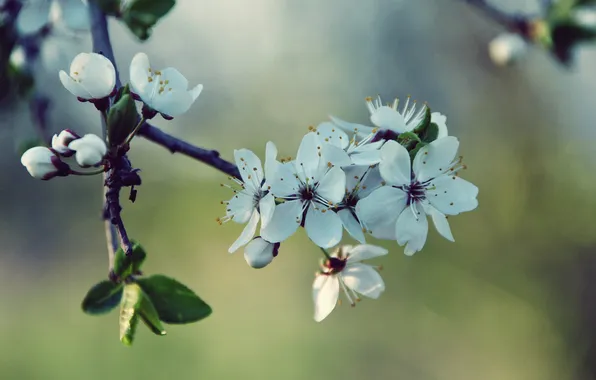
[
  {"left": 325, "top": 257, "right": 347, "bottom": 274},
  {"left": 405, "top": 181, "right": 425, "bottom": 205},
  {"left": 299, "top": 186, "right": 314, "bottom": 201},
  {"left": 370, "top": 129, "right": 399, "bottom": 143}
]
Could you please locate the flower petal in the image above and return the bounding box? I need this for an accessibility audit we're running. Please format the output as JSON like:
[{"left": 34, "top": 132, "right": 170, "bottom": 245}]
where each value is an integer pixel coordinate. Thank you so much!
[
  {"left": 431, "top": 112, "right": 448, "bottom": 139},
  {"left": 264, "top": 141, "right": 278, "bottom": 180},
  {"left": 244, "top": 237, "right": 275, "bottom": 269},
  {"left": 413, "top": 136, "right": 459, "bottom": 182},
  {"left": 316, "top": 166, "right": 346, "bottom": 205},
  {"left": 395, "top": 202, "right": 428, "bottom": 256},
  {"left": 234, "top": 149, "right": 264, "bottom": 193},
  {"left": 427, "top": 175, "right": 479, "bottom": 215},
  {"left": 316, "top": 121, "right": 349, "bottom": 149},
  {"left": 370, "top": 106, "right": 407, "bottom": 133},
  {"left": 59, "top": 70, "right": 91, "bottom": 98},
  {"left": 425, "top": 204, "right": 454, "bottom": 242},
  {"left": 150, "top": 90, "right": 194, "bottom": 117},
  {"left": 160, "top": 67, "right": 189, "bottom": 90},
  {"left": 344, "top": 165, "right": 368, "bottom": 193},
  {"left": 260, "top": 200, "right": 302, "bottom": 243},
  {"left": 351, "top": 150, "right": 381, "bottom": 166},
  {"left": 296, "top": 132, "right": 321, "bottom": 183},
  {"left": 305, "top": 204, "right": 343, "bottom": 248},
  {"left": 267, "top": 160, "right": 300, "bottom": 198},
  {"left": 338, "top": 209, "right": 366, "bottom": 244},
  {"left": 228, "top": 210, "right": 260, "bottom": 253},
  {"left": 226, "top": 192, "right": 254, "bottom": 224},
  {"left": 342, "top": 263, "right": 385, "bottom": 299},
  {"left": 347, "top": 245, "right": 388, "bottom": 262},
  {"left": 379, "top": 140, "right": 411, "bottom": 187},
  {"left": 322, "top": 144, "right": 351, "bottom": 168},
  {"left": 129, "top": 52, "right": 152, "bottom": 96},
  {"left": 71, "top": 53, "right": 116, "bottom": 99},
  {"left": 313, "top": 274, "right": 340, "bottom": 322},
  {"left": 329, "top": 115, "right": 374, "bottom": 140},
  {"left": 258, "top": 193, "right": 275, "bottom": 229},
  {"left": 16, "top": 1, "right": 51, "bottom": 35},
  {"left": 356, "top": 186, "right": 407, "bottom": 229}
]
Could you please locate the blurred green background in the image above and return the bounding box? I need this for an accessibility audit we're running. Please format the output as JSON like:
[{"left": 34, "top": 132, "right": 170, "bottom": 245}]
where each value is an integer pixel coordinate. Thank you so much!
[{"left": 3, "top": 0, "right": 596, "bottom": 379}]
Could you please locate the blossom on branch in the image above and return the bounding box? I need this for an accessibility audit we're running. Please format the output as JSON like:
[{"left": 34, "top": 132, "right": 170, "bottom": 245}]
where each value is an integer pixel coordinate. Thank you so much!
[
  {"left": 51, "top": 129, "right": 80, "bottom": 156},
  {"left": 59, "top": 52, "right": 116, "bottom": 101},
  {"left": 313, "top": 244, "right": 387, "bottom": 322},
  {"left": 68, "top": 134, "right": 107, "bottom": 167},
  {"left": 21, "top": 146, "right": 70, "bottom": 180},
  {"left": 244, "top": 237, "right": 279, "bottom": 269}
]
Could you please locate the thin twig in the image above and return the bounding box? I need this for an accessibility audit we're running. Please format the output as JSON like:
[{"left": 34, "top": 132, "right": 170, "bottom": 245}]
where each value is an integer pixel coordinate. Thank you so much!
[
  {"left": 137, "top": 123, "right": 240, "bottom": 178},
  {"left": 461, "top": 0, "right": 538, "bottom": 36}
]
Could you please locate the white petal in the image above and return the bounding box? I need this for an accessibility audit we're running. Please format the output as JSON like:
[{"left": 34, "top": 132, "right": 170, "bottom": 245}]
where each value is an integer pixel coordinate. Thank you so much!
[
  {"left": 59, "top": 70, "right": 91, "bottom": 98},
  {"left": 316, "top": 166, "right": 346, "bottom": 205},
  {"left": 347, "top": 244, "right": 388, "bottom": 262},
  {"left": 267, "top": 161, "right": 300, "bottom": 198},
  {"left": 160, "top": 67, "right": 189, "bottom": 89},
  {"left": 264, "top": 141, "right": 278, "bottom": 180},
  {"left": 16, "top": 1, "right": 51, "bottom": 35},
  {"left": 379, "top": 140, "right": 411, "bottom": 187},
  {"left": 413, "top": 136, "right": 459, "bottom": 182},
  {"left": 228, "top": 210, "right": 260, "bottom": 253},
  {"left": 70, "top": 53, "right": 115, "bottom": 99},
  {"left": 338, "top": 209, "right": 366, "bottom": 244},
  {"left": 296, "top": 132, "right": 321, "bottom": 182},
  {"left": 226, "top": 192, "right": 254, "bottom": 224},
  {"left": 344, "top": 165, "right": 369, "bottom": 193},
  {"left": 244, "top": 238, "right": 275, "bottom": 269},
  {"left": 342, "top": 263, "right": 385, "bottom": 299},
  {"left": 305, "top": 204, "right": 343, "bottom": 248},
  {"left": 57, "top": 0, "right": 90, "bottom": 31},
  {"left": 150, "top": 90, "right": 194, "bottom": 117},
  {"left": 260, "top": 200, "right": 302, "bottom": 243},
  {"left": 68, "top": 134, "right": 107, "bottom": 166},
  {"left": 356, "top": 186, "right": 407, "bottom": 229},
  {"left": 329, "top": 115, "right": 374, "bottom": 140},
  {"left": 370, "top": 106, "right": 407, "bottom": 133},
  {"left": 313, "top": 275, "right": 340, "bottom": 322},
  {"left": 234, "top": 149, "right": 264, "bottom": 193},
  {"left": 395, "top": 203, "right": 428, "bottom": 256},
  {"left": 427, "top": 175, "right": 479, "bottom": 215},
  {"left": 129, "top": 52, "right": 152, "bottom": 96},
  {"left": 316, "top": 121, "right": 349, "bottom": 149},
  {"left": 357, "top": 165, "right": 384, "bottom": 199},
  {"left": 431, "top": 112, "right": 448, "bottom": 139},
  {"left": 351, "top": 150, "right": 381, "bottom": 166},
  {"left": 189, "top": 84, "right": 203, "bottom": 102},
  {"left": 426, "top": 205, "right": 454, "bottom": 242},
  {"left": 322, "top": 144, "right": 351, "bottom": 168},
  {"left": 258, "top": 193, "right": 275, "bottom": 229},
  {"left": 368, "top": 221, "right": 397, "bottom": 240}
]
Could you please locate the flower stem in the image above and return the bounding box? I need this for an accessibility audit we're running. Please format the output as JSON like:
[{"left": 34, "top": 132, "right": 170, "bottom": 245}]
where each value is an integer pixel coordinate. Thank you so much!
[
  {"left": 123, "top": 117, "right": 146, "bottom": 145},
  {"left": 320, "top": 247, "right": 332, "bottom": 259},
  {"left": 70, "top": 168, "right": 106, "bottom": 176}
]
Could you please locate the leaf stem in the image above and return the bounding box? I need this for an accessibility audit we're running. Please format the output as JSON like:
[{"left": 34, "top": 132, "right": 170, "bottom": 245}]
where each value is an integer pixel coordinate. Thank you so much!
[
  {"left": 320, "top": 247, "right": 332, "bottom": 260},
  {"left": 123, "top": 116, "right": 146, "bottom": 145},
  {"left": 70, "top": 168, "right": 106, "bottom": 176}
]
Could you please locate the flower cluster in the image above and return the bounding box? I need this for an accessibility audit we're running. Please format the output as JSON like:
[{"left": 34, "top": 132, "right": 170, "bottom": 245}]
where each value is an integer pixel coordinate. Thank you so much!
[{"left": 219, "top": 95, "right": 478, "bottom": 320}]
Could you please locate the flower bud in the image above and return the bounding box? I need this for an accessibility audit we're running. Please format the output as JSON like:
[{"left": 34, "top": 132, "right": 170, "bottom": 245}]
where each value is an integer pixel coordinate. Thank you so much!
[
  {"left": 488, "top": 33, "right": 527, "bottom": 66},
  {"left": 68, "top": 134, "right": 107, "bottom": 167},
  {"left": 59, "top": 52, "right": 116, "bottom": 101},
  {"left": 244, "top": 237, "right": 280, "bottom": 269},
  {"left": 51, "top": 129, "right": 80, "bottom": 156},
  {"left": 21, "top": 146, "right": 70, "bottom": 180}
]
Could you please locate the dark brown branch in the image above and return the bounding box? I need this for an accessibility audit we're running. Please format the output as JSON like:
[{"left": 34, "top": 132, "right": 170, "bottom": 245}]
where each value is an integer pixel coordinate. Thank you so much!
[
  {"left": 138, "top": 123, "right": 241, "bottom": 178},
  {"left": 461, "top": 0, "right": 546, "bottom": 37}
]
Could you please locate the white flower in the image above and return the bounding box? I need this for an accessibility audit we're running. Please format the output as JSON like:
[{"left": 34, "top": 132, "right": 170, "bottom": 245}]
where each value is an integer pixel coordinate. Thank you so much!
[
  {"left": 313, "top": 244, "right": 387, "bottom": 322},
  {"left": 9, "top": 46, "right": 26, "bottom": 69},
  {"left": 244, "top": 237, "right": 279, "bottom": 269},
  {"left": 356, "top": 137, "right": 478, "bottom": 255},
  {"left": 218, "top": 145, "right": 276, "bottom": 253},
  {"left": 59, "top": 52, "right": 116, "bottom": 100},
  {"left": 315, "top": 119, "right": 384, "bottom": 166},
  {"left": 16, "top": 0, "right": 89, "bottom": 35},
  {"left": 51, "top": 129, "right": 80, "bottom": 156},
  {"left": 21, "top": 146, "right": 70, "bottom": 180},
  {"left": 261, "top": 133, "right": 346, "bottom": 248},
  {"left": 333, "top": 97, "right": 448, "bottom": 142},
  {"left": 68, "top": 134, "right": 107, "bottom": 167},
  {"left": 336, "top": 165, "right": 384, "bottom": 243},
  {"left": 488, "top": 33, "right": 526, "bottom": 66},
  {"left": 129, "top": 52, "right": 203, "bottom": 118}
]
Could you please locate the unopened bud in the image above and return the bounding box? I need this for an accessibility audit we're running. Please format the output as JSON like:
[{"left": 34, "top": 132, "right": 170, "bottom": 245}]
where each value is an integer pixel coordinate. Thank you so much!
[{"left": 488, "top": 33, "right": 527, "bottom": 66}]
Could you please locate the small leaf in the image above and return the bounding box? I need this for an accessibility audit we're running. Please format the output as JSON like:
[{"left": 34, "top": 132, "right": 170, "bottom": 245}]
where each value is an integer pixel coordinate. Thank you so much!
[
  {"left": 412, "top": 106, "right": 431, "bottom": 134},
  {"left": 107, "top": 86, "right": 139, "bottom": 147},
  {"left": 139, "top": 291, "right": 166, "bottom": 336},
  {"left": 397, "top": 131, "right": 420, "bottom": 150},
  {"left": 121, "top": 0, "right": 175, "bottom": 41},
  {"left": 137, "top": 275, "right": 212, "bottom": 324},
  {"left": 119, "top": 284, "right": 142, "bottom": 346},
  {"left": 409, "top": 142, "right": 427, "bottom": 161},
  {"left": 82, "top": 280, "right": 123, "bottom": 315},
  {"left": 113, "top": 240, "right": 147, "bottom": 280},
  {"left": 419, "top": 122, "right": 439, "bottom": 144}
]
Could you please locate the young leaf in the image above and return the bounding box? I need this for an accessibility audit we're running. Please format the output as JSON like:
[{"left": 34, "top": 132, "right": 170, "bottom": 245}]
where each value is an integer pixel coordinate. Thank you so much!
[
  {"left": 139, "top": 291, "right": 166, "bottom": 336},
  {"left": 137, "top": 275, "right": 212, "bottom": 324},
  {"left": 107, "top": 86, "right": 139, "bottom": 147},
  {"left": 82, "top": 280, "right": 124, "bottom": 315},
  {"left": 409, "top": 142, "right": 427, "bottom": 161},
  {"left": 412, "top": 106, "right": 431, "bottom": 134},
  {"left": 121, "top": 0, "right": 176, "bottom": 41},
  {"left": 419, "top": 122, "right": 439, "bottom": 144},
  {"left": 113, "top": 240, "right": 147, "bottom": 279},
  {"left": 397, "top": 131, "right": 421, "bottom": 150},
  {"left": 119, "top": 284, "right": 142, "bottom": 346}
]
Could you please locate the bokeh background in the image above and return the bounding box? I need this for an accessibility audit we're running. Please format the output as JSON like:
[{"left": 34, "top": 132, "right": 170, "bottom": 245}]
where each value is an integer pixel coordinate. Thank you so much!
[{"left": 3, "top": 0, "right": 596, "bottom": 379}]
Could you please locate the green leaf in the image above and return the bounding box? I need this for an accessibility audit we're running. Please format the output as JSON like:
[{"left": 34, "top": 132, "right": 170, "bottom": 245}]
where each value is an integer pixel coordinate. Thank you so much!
[
  {"left": 139, "top": 292, "right": 166, "bottom": 336},
  {"left": 119, "top": 284, "right": 142, "bottom": 346},
  {"left": 397, "top": 131, "right": 420, "bottom": 150},
  {"left": 409, "top": 142, "right": 427, "bottom": 161},
  {"left": 121, "top": 0, "right": 176, "bottom": 41},
  {"left": 81, "top": 280, "right": 123, "bottom": 315},
  {"left": 419, "top": 122, "right": 439, "bottom": 144},
  {"left": 113, "top": 240, "right": 147, "bottom": 280},
  {"left": 107, "top": 86, "right": 139, "bottom": 146},
  {"left": 412, "top": 106, "right": 431, "bottom": 134},
  {"left": 96, "top": 0, "right": 122, "bottom": 16},
  {"left": 137, "top": 275, "right": 212, "bottom": 324}
]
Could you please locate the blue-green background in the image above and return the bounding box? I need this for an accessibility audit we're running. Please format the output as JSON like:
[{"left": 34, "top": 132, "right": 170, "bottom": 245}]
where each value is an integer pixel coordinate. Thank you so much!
[{"left": 2, "top": 0, "right": 596, "bottom": 379}]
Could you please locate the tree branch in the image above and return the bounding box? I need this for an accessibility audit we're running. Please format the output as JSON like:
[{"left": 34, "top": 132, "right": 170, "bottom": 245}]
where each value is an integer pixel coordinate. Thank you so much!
[
  {"left": 461, "top": 0, "right": 542, "bottom": 36},
  {"left": 138, "top": 123, "right": 241, "bottom": 178}
]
